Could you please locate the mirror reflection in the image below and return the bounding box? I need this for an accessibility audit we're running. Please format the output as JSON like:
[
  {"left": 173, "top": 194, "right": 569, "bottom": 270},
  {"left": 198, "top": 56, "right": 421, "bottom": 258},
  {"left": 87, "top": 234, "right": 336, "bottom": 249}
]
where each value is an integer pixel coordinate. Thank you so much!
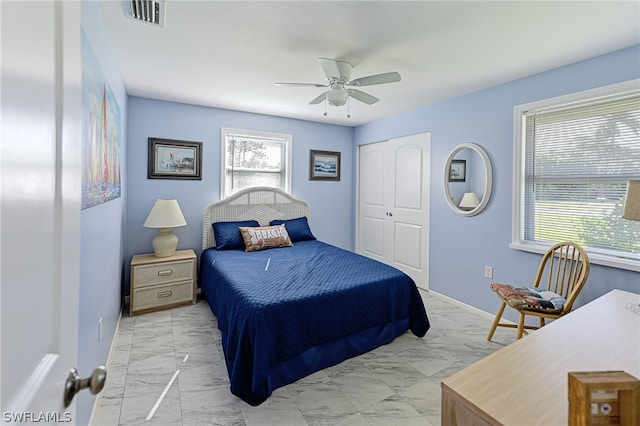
[
  {"left": 448, "top": 148, "right": 487, "bottom": 210},
  {"left": 444, "top": 143, "right": 493, "bottom": 216}
]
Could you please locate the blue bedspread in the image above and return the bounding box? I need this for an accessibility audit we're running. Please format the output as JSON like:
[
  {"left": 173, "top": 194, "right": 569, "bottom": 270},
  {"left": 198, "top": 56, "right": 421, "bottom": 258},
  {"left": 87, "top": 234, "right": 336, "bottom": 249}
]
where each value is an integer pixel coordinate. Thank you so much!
[{"left": 200, "top": 240, "right": 430, "bottom": 405}]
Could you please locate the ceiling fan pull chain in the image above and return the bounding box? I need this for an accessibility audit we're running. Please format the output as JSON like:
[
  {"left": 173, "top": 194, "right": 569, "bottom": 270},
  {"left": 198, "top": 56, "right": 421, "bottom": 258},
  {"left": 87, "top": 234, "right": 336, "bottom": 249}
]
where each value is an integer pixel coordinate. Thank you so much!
[
  {"left": 347, "top": 97, "right": 351, "bottom": 119},
  {"left": 323, "top": 98, "right": 328, "bottom": 116}
]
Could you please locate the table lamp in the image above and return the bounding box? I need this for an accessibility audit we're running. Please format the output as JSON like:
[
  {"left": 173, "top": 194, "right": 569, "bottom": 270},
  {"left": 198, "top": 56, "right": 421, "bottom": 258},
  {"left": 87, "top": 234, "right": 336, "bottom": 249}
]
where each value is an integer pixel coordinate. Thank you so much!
[
  {"left": 143, "top": 199, "right": 187, "bottom": 257},
  {"left": 459, "top": 192, "right": 480, "bottom": 211},
  {"left": 622, "top": 180, "right": 640, "bottom": 221}
]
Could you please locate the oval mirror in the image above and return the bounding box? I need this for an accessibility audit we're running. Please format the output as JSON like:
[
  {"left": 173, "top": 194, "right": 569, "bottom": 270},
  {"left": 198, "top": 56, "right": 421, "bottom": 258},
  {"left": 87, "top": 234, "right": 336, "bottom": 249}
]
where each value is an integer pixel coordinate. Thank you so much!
[{"left": 443, "top": 143, "right": 493, "bottom": 216}]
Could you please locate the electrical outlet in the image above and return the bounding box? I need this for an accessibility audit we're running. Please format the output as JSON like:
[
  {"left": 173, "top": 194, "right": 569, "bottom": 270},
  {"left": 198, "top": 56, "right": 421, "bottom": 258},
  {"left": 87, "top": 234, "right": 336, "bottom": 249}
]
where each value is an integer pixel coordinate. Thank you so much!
[
  {"left": 484, "top": 265, "right": 493, "bottom": 279},
  {"left": 98, "top": 317, "right": 103, "bottom": 342}
]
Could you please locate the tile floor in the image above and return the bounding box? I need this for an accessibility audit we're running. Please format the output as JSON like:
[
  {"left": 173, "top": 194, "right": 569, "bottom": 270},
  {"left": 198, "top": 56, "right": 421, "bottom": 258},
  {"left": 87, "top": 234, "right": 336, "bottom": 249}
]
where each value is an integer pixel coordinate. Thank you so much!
[{"left": 91, "top": 290, "right": 513, "bottom": 426}]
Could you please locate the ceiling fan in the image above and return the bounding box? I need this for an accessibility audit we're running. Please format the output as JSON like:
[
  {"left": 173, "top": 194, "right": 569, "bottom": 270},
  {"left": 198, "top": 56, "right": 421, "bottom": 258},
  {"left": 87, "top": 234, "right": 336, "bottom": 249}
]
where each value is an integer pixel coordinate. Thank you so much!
[{"left": 275, "top": 58, "right": 401, "bottom": 108}]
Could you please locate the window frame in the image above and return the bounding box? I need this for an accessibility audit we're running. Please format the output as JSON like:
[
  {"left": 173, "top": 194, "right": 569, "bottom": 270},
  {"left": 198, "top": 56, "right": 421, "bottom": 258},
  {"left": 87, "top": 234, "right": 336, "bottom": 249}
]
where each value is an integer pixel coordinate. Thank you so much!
[
  {"left": 511, "top": 79, "right": 640, "bottom": 272},
  {"left": 220, "top": 127, "right": 292, "bottom": 198}
]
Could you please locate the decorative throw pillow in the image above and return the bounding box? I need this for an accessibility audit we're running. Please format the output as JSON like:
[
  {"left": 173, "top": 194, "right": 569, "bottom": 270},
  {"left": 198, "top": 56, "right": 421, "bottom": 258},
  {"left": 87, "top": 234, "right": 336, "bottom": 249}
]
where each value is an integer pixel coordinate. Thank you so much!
[
  {"left": 269, "top": 216, "right": 316, "bottom": 242},
  {"left": 213, "top": 220, "right": 260, "bottom": 250},
  {"left": 240, "top": 224, "right": 293, "bottom": 252}
]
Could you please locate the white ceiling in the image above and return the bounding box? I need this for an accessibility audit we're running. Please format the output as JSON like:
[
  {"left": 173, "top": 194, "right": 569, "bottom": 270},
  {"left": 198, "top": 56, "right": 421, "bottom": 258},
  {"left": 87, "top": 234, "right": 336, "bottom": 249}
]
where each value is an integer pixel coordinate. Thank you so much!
[{"left": 98, "top": 1, "right": 640, "bottom": 127}]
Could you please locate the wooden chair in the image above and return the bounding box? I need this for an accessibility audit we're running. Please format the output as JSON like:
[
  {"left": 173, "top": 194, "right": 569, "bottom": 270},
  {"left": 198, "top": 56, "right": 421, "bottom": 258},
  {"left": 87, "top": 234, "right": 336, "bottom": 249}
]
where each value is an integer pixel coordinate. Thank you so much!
[{"left": 487, "top": 242, "right": 590, "bottom": 341}]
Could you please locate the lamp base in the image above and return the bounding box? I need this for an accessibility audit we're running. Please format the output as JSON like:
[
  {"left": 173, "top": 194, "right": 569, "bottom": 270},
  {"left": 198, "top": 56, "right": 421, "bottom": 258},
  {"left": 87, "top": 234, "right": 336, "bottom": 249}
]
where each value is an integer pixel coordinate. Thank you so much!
[{"left": 152, "top": 228, "right": 178, "bottom": 258}]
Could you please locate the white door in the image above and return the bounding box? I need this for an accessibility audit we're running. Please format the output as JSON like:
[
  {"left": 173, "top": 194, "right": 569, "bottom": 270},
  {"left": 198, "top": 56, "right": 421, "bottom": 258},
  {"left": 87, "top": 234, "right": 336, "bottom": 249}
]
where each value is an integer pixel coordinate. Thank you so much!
[
  {"left": 1, "top": 1, "right": 88, "bottom": 421},
  {"left": 357, "top": 133, "right": 430, "bottom": 289},
  {"left": 358, "top": 142, "right": 389, "bottom": 262}
]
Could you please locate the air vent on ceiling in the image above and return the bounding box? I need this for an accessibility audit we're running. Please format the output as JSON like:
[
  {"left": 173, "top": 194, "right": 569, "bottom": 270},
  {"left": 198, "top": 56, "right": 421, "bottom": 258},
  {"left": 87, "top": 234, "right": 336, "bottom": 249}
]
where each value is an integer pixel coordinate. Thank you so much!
[{"left": 124, "top": 0, "right": 165, "bottom": 28}]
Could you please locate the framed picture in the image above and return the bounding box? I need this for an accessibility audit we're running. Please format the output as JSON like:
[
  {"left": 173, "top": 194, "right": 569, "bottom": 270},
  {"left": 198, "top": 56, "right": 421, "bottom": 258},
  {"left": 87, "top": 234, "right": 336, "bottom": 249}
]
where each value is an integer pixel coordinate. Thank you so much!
[
  {"left": 449, "top": 159, "right": 466, "bottom": 182},
  {"left": 309, "top": 150, "right": 341, "bottom": 181},
  {"left": 148, "top": 138, "right": 202, "bottom": 180}
]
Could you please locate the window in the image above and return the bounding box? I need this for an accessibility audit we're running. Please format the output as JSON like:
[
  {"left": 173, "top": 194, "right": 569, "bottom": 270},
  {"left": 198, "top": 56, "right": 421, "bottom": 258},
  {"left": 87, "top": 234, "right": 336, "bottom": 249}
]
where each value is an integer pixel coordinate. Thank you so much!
[
  {"left": 221, "top": 128, "right": 291, "bottom": 197},
  {"left": 513, "top": 80, "right": 640, "bottom": 270}
]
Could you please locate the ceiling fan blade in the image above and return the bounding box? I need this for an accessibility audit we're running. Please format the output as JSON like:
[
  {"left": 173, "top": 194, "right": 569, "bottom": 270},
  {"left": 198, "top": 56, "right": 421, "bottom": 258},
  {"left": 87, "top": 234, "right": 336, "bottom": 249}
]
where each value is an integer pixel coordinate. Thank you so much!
[
  {"left": 309, "top": 91, "right": 328, "bottom": 105},
  {"left": 348, "top": 89, "right": 379, "bottom": 105},
  {"left": 275, "top": 82, "right": 327, "bottom": 87},
  {"left": 348, "top": 71, "right": 401, "bottom": 87},
  {"left": 318, "top": 58, "right": 352, "bottom": 81}
]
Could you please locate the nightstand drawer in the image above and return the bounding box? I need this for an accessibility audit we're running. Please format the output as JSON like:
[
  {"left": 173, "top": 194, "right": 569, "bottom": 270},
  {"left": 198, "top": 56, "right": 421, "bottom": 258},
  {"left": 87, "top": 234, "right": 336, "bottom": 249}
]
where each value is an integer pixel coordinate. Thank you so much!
[
  {"left": 133, "top": 280, "right": 193, "bottom": 312},
  {"left": 133, "top": 259, "right": 194, "bottom": 288}
]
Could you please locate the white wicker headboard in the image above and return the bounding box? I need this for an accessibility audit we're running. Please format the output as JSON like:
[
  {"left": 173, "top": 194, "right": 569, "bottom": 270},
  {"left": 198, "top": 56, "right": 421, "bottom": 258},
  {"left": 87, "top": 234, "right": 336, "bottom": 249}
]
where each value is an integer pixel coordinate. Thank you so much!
[{"left": 202, "top": 187, "right": 311, "bottom": 250}]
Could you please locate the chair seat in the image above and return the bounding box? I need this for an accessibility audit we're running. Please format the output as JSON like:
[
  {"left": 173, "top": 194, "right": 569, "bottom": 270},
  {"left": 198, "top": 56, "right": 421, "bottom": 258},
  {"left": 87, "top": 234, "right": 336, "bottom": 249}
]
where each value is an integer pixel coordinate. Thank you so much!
[{"left": 490, "top": 284, "right": 565, "bottom": 313}]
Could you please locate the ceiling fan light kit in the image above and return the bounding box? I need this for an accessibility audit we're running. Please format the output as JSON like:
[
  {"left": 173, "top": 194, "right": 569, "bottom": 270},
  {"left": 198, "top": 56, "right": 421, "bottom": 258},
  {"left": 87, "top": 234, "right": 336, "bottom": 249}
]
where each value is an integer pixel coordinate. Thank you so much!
[
  {"left": 276, "top": 58, "right": 401, "bottom": 117},
  {"left": 326, "top": 86, "right": 349, "bottom": 106}
]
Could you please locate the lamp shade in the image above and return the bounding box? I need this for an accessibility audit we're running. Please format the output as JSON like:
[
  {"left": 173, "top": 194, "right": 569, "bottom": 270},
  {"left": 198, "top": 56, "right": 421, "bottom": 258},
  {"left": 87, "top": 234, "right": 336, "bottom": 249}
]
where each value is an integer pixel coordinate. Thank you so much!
[
  {"left": 623, "top": 180, "right": 640, "bottom": 221},
  {"left": 459, "top": 192, "right": 480, "bottom": 210},
  {"left": 143, "top": 199, "right": 187, "bottom": 228},
  {"left": 143, "top": 199, "right": 187, "bottom": 257}
]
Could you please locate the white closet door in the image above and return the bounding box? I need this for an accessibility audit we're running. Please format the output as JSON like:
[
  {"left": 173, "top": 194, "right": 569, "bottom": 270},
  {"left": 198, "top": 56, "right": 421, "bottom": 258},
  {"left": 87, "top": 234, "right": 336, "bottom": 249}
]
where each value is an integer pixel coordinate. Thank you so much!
[
  {"left": 357, "top": 133, "right": 430, "bottom": 289},
  {"left": 358, "top": 141, "right": 390, "bottom": 262}
]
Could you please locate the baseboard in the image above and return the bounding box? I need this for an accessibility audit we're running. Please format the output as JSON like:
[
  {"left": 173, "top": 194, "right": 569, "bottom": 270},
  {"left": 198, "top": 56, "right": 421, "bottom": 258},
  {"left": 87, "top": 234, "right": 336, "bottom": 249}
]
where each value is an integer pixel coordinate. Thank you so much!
[
  {"left": 88, "top": 306, "right": 123, "bottom": 426},
  {"left": 425, "top": 289, "right": 516, "bottom": 324}
]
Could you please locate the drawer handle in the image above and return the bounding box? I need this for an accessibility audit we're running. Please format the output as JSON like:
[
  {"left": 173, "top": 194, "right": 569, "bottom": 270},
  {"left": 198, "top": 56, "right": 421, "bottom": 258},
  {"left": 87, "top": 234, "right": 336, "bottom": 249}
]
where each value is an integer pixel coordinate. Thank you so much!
[
  {"left": 157, "top": 269, "right": 173, "bottom": 277},
  {"left": 157, "top": 291, "right": 172, "bottom": 298}
]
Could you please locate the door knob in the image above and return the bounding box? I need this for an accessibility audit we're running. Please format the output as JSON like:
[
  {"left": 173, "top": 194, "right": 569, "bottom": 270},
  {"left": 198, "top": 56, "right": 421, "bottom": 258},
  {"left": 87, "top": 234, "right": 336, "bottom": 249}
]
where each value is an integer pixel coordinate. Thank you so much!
[{"left": 64, "top": 365, "right": 107, "bottom": 407}]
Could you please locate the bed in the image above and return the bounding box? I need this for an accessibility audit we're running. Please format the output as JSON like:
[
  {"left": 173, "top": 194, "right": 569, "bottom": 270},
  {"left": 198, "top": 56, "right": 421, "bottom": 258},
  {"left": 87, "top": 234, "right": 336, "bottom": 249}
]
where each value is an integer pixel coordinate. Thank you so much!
[{"left": 200, "top": 187, "right": 430, "bottom": 406}]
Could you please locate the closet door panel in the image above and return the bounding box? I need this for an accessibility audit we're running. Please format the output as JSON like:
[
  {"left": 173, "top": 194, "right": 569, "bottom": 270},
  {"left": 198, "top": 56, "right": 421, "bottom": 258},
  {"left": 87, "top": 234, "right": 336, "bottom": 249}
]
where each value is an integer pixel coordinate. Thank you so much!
[
  {"left": 394, "top": 144, "right": 424, "bottom": 211},
  {"left": 388, "top": 135, "right": 429, "bottom": 288},
  {"left": 360, "top": 148, "right": 386, "bottom": 207},
  {"left": 358, "top": 142, "right": 390, "bottom": 262},
  {"left": 394, "top": 221, "right": 422, "bottom": 271},
  {"left": 360, "top": 217, "right": 385, "bottom": 260}
]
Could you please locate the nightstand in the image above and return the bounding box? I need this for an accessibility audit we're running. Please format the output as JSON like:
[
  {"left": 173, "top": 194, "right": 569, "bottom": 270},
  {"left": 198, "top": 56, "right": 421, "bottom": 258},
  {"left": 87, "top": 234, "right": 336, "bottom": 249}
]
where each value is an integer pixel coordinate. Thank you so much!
[{"left": 130, "top": 249, "right": 197, "bottom": 316}]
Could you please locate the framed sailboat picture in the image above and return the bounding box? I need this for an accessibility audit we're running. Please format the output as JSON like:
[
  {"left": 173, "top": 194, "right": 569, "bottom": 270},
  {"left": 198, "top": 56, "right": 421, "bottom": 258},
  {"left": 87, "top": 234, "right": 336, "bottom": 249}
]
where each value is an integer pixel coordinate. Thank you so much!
[{"left": 148, "top": 138, "right": 202, "bottom": 180}]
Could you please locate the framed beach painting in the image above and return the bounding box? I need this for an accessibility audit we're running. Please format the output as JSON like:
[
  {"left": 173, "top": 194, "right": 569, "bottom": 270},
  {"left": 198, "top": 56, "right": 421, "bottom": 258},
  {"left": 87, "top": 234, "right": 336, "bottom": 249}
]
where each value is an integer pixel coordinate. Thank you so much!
[
  {"left": 309, "top": 150, "right": 341, "bottom": 181},
  {"left": 148, "top": 138, "right": 202, "bottom": 180}
]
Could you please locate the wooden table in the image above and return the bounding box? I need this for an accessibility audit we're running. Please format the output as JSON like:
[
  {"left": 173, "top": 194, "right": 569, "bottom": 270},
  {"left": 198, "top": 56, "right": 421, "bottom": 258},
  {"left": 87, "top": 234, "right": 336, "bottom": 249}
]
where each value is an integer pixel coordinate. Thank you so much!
[{"left": 441, "top": 289, "right": 640, "bottom": 426}]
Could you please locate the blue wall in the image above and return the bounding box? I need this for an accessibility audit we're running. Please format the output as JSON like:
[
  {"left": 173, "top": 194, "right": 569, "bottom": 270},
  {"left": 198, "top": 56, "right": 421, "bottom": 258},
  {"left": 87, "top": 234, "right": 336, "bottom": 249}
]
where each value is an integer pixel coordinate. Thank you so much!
[
  {"left": 354, "top": 45, "right": 640, "bottom": 320},
  {"left": 124, "top": 98, "right": 354, "bottom": 294},
  {"left": 79, "top": 2, "right": 127, "bottom": 424},
  {"left": 76, "top": 5, "right": 638, "bottom": 421}
]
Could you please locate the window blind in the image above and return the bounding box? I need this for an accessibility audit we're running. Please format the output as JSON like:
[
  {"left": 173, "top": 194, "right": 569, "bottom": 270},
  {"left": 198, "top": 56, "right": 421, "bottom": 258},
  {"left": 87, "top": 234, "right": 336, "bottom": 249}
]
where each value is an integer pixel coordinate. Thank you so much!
[{"left": 522, "top": 90, "right": 640, "bottom": 257}]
